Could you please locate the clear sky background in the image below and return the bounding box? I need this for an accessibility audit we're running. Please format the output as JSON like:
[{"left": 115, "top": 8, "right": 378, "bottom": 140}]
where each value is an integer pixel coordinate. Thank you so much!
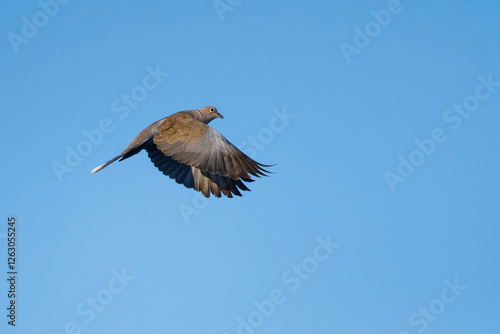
[{"left": 1, "top": 1, "right": 499, "bottom": 333}]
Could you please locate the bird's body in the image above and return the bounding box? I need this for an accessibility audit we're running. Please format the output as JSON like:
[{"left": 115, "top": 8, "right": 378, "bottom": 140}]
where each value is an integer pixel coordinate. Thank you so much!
[{"left": 92, "top": 106, "right": 271, "bottom": 198}]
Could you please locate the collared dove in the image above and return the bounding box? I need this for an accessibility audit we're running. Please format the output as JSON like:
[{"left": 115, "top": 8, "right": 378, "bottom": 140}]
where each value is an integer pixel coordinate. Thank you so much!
[{"left": 92, "top": 106, "right": 272, "bottom": 198}]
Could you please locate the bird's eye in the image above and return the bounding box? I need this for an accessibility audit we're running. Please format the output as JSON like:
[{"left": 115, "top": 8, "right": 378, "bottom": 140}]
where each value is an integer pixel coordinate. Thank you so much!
[{"left": 210, "top": 108, "right": 215, "bottom": 112}]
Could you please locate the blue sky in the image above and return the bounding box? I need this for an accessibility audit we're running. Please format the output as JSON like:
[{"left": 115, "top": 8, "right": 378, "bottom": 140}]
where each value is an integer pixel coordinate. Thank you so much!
[{"left": 1, "top": 1, "right": 499, "bottom": 333}]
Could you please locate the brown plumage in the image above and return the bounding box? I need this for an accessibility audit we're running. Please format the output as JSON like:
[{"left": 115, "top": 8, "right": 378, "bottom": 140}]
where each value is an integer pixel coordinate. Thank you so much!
[{"left": 91, "top": 106, "right": 272, "bottom": 198}]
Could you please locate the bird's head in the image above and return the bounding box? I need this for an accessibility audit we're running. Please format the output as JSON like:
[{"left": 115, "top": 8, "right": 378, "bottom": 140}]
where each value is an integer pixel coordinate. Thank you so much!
[{"left": 197, "top": 106, "right": 223, "bottom": 124}]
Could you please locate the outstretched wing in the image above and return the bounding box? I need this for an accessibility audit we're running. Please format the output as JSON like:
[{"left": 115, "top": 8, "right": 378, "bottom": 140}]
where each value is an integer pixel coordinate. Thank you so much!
[
  {"left": 153, "top": 112, "right": 271, "bottom": 180},
  {"left": 146, "top": 146, "right": 252, "bottom": 198}
]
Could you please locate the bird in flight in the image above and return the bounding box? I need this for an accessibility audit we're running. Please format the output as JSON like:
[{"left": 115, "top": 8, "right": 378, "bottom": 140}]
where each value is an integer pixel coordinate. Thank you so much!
[{"left": 92, "top": 106, "right": 272, "bottom": 198}]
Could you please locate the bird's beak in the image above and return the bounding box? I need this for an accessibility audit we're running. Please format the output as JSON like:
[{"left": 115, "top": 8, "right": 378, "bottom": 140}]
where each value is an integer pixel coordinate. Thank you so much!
[{"left": 217, "top": 112, "right": 224, "bottom": 119}]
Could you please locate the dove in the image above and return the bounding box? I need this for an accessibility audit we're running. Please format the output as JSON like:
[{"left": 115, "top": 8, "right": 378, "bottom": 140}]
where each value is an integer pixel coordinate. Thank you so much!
[{"left": 92, "top": 106, "right": 272, "bottom": 198}]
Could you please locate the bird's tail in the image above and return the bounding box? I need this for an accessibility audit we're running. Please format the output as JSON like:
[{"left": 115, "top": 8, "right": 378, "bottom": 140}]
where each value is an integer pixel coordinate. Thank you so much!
[{"left": 91, "top": 155, "right": 122, "bottom": 174}]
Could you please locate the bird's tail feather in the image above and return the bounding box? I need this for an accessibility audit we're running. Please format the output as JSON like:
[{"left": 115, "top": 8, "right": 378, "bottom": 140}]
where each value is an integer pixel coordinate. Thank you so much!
[{"left": 91, "top": 155, "right": 122, "bottom": 174}]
